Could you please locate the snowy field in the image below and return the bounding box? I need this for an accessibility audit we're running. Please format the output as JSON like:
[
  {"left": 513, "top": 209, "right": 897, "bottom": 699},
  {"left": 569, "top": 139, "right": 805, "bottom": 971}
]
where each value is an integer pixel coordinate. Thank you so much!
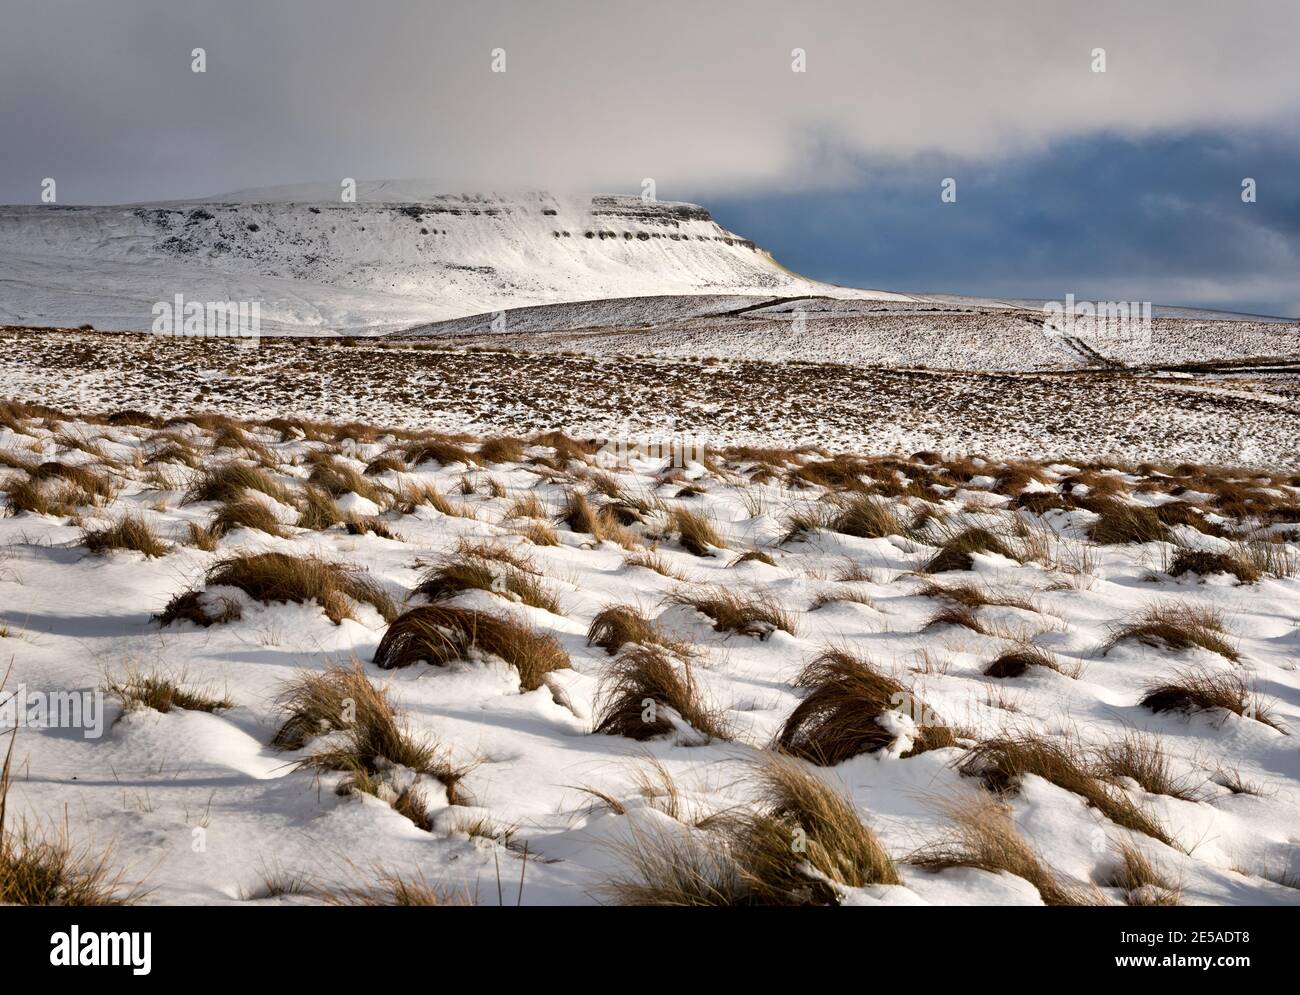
[
  {"left": 3, "top": 327, "right": 1299, "bottom": 470},
  {"left": 1, "top": 399, "right": 1297, "bottom": 905},
  {"left": 402, "top": 296, "right": 1300, "bottom": 373}
]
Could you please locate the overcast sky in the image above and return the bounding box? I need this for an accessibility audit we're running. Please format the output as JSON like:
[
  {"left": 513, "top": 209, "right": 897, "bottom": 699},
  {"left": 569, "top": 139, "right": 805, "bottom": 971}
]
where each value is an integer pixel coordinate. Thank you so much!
[{"left": 2, "top": 0, "right": 1298, "bottom": 314}]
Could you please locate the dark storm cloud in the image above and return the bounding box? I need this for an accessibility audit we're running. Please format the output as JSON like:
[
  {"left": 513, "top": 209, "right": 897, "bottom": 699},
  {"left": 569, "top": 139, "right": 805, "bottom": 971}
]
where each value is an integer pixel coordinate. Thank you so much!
[{"left": 0, "top": 0, "right": 1297, "bottom": 312}]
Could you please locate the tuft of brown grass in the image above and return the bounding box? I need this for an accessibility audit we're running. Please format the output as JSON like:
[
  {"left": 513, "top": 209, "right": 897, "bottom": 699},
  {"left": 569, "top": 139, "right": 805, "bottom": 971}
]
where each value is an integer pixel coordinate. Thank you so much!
[
  {"left": 1140, "top": 667, "right": 1282, "bottom": 731},
  {"left": 505, "top": 492, "right": 548, "bottom": 520},
  {"left": 82, "top": 513, "right": 170, "bottom": 557},
  {"left": 666, "top": 586, "right": 797, "bottom": 638},
  {"left": 1105, "top": 602, "right": 1239, "bottom": 662},
  {"left": 415, "top": 545, "right": 562, "bottom": 615},
  {"left": 478, "top": 436, "right": 526, "bottom": 464},
  {"left": 211, "top": 498, "right": 292, "bottom": 538},
  {"left": 1090, "top": 500, "right": 1173, "bottom": 544},
  {"left": 910, "top": 795, "right": 1103, "bottom": 906},
  {"left": 592, "top": 645, "right": 729, "bottom": 743},
  {"left": 730, "top": 549, "right": 777, "bottom": 568},
  {"left": 587, "top": 604, "right": 667, "bottom": 655},
  {"left": 670, "top": 507, "right": 726, "bottom": 556},
  {"left": 830, "top": 494, "right": 910, "bottom": 539},
  {"left": 560, "top": 490, "right": 603, "bottom": 538},
  {"left": 404, "top": 438, "right": 480, "bottom": 468},
  {"left": 275, "top": 663, "right": 469, "bottom": 808},
  {"left": 957, "top": 733, "right": 1178, "bottom": 847},
  {"left": 1168, "top": 547, "right": 1261, "bottom": 584},
  {"left": 983, "top": 643, "right": 1072, "bottom": 679},
  {"left": 923, "top": 526, "right": 1014, "bottom": 573},
  {"left": 105, "top": 668, "right": 233, "bottom": 713},
  {"left": 1092, "top": 731, "right": 1197, "bottom": 801},
  {"left": 1103, "top": 840, "right": 1181, "bottom": 906},
  {"left": 776, "top": 649, "right": 955, "bottom": 764},
  {"left": 322, "top": 867, "right": 471, "bottom": 906},
  {"left": 159, "top": 552, "right": 396, "bottom": 626},
  {"left": 372, "top": 605, "right": 571, "bottom": 691},
  {"left": 308, "top": 459, "right": 389, "bottom": 506},
  {"left": 186, "top": 461, "right": 290, "bottom": 505},
  {"left": 623, "top": 548, "right": 686, "bottom": 580}
]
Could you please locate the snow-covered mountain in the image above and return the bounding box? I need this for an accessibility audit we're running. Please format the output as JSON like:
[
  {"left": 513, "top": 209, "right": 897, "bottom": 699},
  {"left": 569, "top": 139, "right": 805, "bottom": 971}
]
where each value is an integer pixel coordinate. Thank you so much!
[{"left": 0, "top": 182, "right": 904, "bottom": 334}]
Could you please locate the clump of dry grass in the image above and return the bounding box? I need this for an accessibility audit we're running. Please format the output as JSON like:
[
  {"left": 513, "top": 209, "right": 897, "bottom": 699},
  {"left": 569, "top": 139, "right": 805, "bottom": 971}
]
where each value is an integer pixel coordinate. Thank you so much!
[
  {"left": 404, "top": 438, "right": 480, "bottom": 468},
  {"left": 730, "top": 550, "right": 777, "bottom": 568},
  {"left": 363, "top": 453, "right": 407, "bottom": 476},
  {"left": 415, "top": 545, "right": 562, "bottom": 614},
  {"left": 158, "top": 552, "right": 396, "bottom": 626},
  {"left": 274, "top": 662, "right": 468, "bottom": 809},
  {"left": 923, "top": 526, "right": 1014, "bottom": 573},
  {"left": 1104, "top": 602, "right": 1239, "bottom": 662},
  {"left": 670, "top": 507, "right": 726, "bottom": 556},
  {"left": 924, "top": 603, "right": 990, "bottom": 634},
  {"left": 1168, "top": 547, "right": 1261, "bottom": 584},
  {"left": 560, "top": 490, "right": 603, "bottom": 538},
  {"left": 1139, "top": 667, "right": 1282, "bottom": 731},
  {"left": 478, "top": 436, "right": 526, "bottom": 464},
  {"left": 32, "top": 461, "right": 119, "bottom": 501},
  {"left": 623, "top": 548, "right": 686, "bottom": 580},
  {"left": 186, "top": 461, "right": 290, "bottom": 505},
  {"left": 775, "top": 649, "right": 955, "bottom": 764},
  {"left": 1092, "top": 731, "right": 1197, "bottom": 800},
  {"left": 105, "top": 668, "right": 233, "bottom": 713},
  {"left": 294, "top": 485, "right": 343, "bottom": 530},
  {"left": 372, "top": 605, "right": 571, "bottom": 691},
  {"left": 1103, "top": 840, "right": 1181, "bottom": 906},
  {"left": 6, "top": 476, "right": 94, "bottom": 517},
  {"left": 909, "top": 795, "right": 1102, "bottom": 906},
  {"left": 666, "top": 586, "right": 797, "bottom": 638},
  {"left": 956, "top": 733, "right": 1177, "bottom": 847},
  {"left": 505, "top": 492, "right": 548, "bottom": 519},
  {"left": 308, "top": 459, "right": 390, "bottom": 506},
  {"left": 734, "top": 756, "right": 900, "bottom": 898},
  {"left": 81, "top": 513, "right": 170, "bottom": 557},
  {"left": 983, "top": 643, "right": 1072, "bottom": 679},
  {"left": 829, "top": 494, "right": 910, "bottom": 539},
  {"left": 514, "top": 520, "right": 560, "bottom": 546},
  {"left": 592, "top": 645, "right": 729, "bottom": 743},
  {"left": 210, "top": 498, "right": 292, "bottom": 538},
  {"left": 322, "top": 867, "right": 471, "bottom": 906},
  {"left": 1090, "top": 500, "right": 1173, "bottom": 544},
  {"left": 602, "top": 755, "right": 897, "bottom": 905},
  {"left": 918, "top": 580, "right": 1036, "bottom": 612},
  {"left": 587, "top": 604, "right": 668, "bottom": 655}
]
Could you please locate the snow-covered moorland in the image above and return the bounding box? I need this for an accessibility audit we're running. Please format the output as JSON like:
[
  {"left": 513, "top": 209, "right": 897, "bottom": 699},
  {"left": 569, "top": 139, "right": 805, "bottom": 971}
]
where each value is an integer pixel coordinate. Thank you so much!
[{"left": 1, "top": 399, "right": 1298, "bottom": 905}]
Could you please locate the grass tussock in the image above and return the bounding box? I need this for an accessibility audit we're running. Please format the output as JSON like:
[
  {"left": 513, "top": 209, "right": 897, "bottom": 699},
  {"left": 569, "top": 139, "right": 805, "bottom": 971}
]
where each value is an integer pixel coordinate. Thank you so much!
[
  {"left": 186, "top": 462, "right": 290, "bottom": 505},
  {"left": 1140, "top": 667, "right": 1282, "bottom": 731},
  {"left": 1103, "top": 840, "right": 1181, "bottom": 906},
  {"left": 159, "top": 552, "right": 396, "bottom": 626},
  {"left": 275, "top": 663, "right": 468, "bottom": 807},
  {"left": 1090, "top": 501, "right": 1173, "bottom": 545},
  {"left": 957, "top": 734, "right": 1178, "bottom": 847},
  {"left": 602, "top": 755, "right": 898, "bottom": 905},
  {"left": 924, "top": 526, "right": 1014, "bottom": 573},
  {"left": 587, "top": 604, "right": 668, "bottom": 655},
  {"left": 666, "top": 586, "right": 797, "bottom": 638},
  {"left": 561, "top": 490, "right": 603, "bottom": 538},
  {"left": 308, "top": 460, "right": 389, "bottom": 506},
  {"left": 670, "top": 507, "right": 726, "bottom": 556},
  {"left": 1093, "top": 731, "right": 1197, "bottom": 801},
  {"left": 211, "top": 498, "right": 292, "bottom": 538},
  {"left": 415, "top": 544, "right": 562, "bottom": 614},
  {"left": 983, "top": 643, "right": 1073, "bottom": 679},
  {"left": 623, "top": 548, "right": 686, "bottom": 580},
  {"left": 106, "top": 669, "right": 233, "bottom": 713},
  {"left": 372, "top": 605, "right": 571, "bottom": 691},
  {"left": 1105, "top": 602, "right": 1239, "bottom": 662},
  {"left": 81, "top": 513, "right": 170, "bottom": 557},
  {"left": 910, "top": 796, "right": 1103, "bottom": 906},
  {"left": 593, "top": 645, "right": 728, "bottom": 743},
  {"left": 730, "top": 549, "right": 777, "bottom": 568},
  {"left": 830, "top": 494, "right": 910, "bottom": 539},
  {"left": 776, "top": 649, "right": 955, "bottom": 764},
  {"left": 1168, "top": 546, "right": 1262, "bottom": 584},
  {"left": 404, "top": 438, "right": 480, "bottom": 468}
]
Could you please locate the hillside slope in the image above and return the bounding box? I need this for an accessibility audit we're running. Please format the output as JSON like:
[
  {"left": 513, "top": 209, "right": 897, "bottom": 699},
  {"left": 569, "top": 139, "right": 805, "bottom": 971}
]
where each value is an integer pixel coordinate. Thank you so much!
[{"left": 0, "top": 184, "right": 902, "bottom": 334}]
